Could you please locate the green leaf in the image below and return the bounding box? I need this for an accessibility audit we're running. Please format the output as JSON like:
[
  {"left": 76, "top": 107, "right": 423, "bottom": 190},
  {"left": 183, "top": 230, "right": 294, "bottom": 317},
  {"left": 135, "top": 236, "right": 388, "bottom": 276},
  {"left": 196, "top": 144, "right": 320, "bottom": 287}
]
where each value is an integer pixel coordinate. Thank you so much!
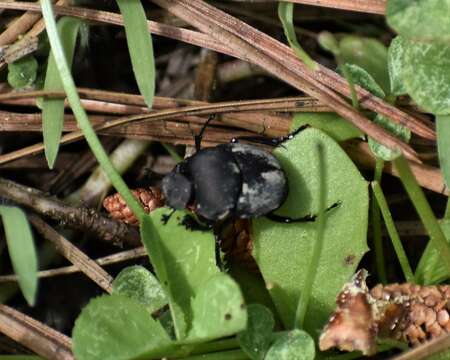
[
  {"left": 338, "top": 35, "right": 390, "bottom": 94},
  {"left": 42, "top": 17, "right": 83, "bottom": 169},
  {"left": 112, "top": 265, "right": 168, "bottom": 314},
  {"left": 140, "top": 210, "right": 219, "bottom": 340},
  {"left": 343, "top": 63, "right": 385, "bottom": 99},
  {"left": 387, "top": 0, "right": 450, "bottom": 42},
  {"left": 437, "top": 115, "right": 450, "bottom": 190},
  {"left": 116, "top": 0, "right": 155, "bottom": 108},
  {"left": 292, "top": 113, "right": 363, "bottom": 142},
  {"left": 238, "top": 304, "right": 274, "bottom": 360},
  {"left": 72, "top": 295, "right": 175, "bottom": 360},
  {"left": 187, "top": 273, "right": 247, "bottom": 342},
  {"left": 252, "top": 128, "right": 369, "bottom": 334},
  {"left": 278, "top": 2, "right": 317, "bottom": 70},
  {"left": 401, "top": 37, "right": 450, "bottom": 115},
  {"left": 7, "top": 55, "right": 38, "bottom": 89},
  {"left": 0, "top": 206, "right": 37, "bottom": 306},
  {"left": 368, "top": 114, "right": 411, "bottom": 161},
  {"left": 265, "top": 329, "right": 315, "bottom": 360},
  {"left": 388, "top": 36, "right": 408, "bottom": 96}
]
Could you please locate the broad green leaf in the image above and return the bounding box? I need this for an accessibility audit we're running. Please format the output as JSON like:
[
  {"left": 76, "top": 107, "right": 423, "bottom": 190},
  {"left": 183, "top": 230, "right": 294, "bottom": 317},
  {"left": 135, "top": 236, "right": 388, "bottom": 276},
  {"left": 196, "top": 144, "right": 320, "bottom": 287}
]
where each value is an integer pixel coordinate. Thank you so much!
[
  {"left": 401, "top": 37, "right": 450, "bottom": 115},
  {"left": 238, "top": 304, "right": 274, "bottom": 360},
  {"left": 437, "top": 116, "right": 450, "bottom": 190},
  {"left": 388, "top": 36, "right": 408, "bottom": 96},
  {"left": 339, "top": 35, "right": 389, "bottom": 94},
  {"left": 292, "top": 113, "right": 363, "bottom": 142},
  {"left": 42, "top": 17, "right": 83, "bottom": 169},
  {"left": 116, "top": 0, "right": 155, "bottom": 108},
  {"left": 112, "top": 265, "right": 168, "bottom": 314},
  {"left": 265, "top": 329, "right": 315, "bottom": 360},
  {"left": 7, "top": 56, "right": 38, "bottom": 89},
  {"left": 141, "top": 210, "right": 218, "bottom": 340},
  {"left": 72, "top": 295, "right": 175, "bottom": 360},
  {"left": 0, "top": 206, "right": 37, "bottom": 306},
  {"left": 278, "top": 2, "right": 317, "bottom": 70},
  {"left": 387, "top": 0, "right": 450, "bottom": 42},
  {"left": 368, "top": 114, "right": 411, "bottom": 161},
  {"left": 187, "top": 273, "right": 247, "bottom": 342},
  {"left": 253, "top": 128, "right": 369, "bottom": 334},
  {"left": 343, "top": 63, "right": 385, "bottom": 99}
]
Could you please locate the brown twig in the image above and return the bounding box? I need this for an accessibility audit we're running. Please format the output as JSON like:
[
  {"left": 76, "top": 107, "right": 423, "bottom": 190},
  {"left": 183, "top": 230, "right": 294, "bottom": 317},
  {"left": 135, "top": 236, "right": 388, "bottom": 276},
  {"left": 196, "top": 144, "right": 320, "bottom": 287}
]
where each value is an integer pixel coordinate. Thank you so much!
[
  {"left": 0, "top": 304, "right": 73, "bottom": 360},
  {"left": 28, "top": 214, "right": 114, "bottom": 293},
  {"left": 0, "top": 177, "right": 141, "bottom": 246},
  {"left": 0, "top": 246, "right": 147, "bottom": 282}
]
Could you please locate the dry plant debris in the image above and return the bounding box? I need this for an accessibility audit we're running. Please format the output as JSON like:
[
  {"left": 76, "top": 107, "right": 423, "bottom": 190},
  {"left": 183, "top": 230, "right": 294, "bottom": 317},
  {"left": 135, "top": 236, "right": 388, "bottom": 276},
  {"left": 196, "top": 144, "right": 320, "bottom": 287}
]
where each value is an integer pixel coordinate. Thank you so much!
[{"left": 320, "top": 270, "right": 450, "bottom": 356}]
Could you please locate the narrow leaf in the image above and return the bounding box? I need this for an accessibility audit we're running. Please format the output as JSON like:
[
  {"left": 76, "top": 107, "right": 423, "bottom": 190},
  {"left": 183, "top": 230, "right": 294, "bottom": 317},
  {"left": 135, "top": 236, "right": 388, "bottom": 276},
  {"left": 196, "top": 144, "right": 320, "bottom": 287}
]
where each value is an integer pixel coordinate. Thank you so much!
[
  {"left": 437, "top": 116, "right": 450, "bottom": 190},
  {"left": 116, "top": 0, "right": 155, "bottom": 108},
  {"left": 0, "top": 206, "right": 37, "bottom": 306},
  {"left": 42, "top": 17, "right": 83, "bottom": 169},
  {"left": 278, "top": 2, "right": 317, "bottom": 70}
]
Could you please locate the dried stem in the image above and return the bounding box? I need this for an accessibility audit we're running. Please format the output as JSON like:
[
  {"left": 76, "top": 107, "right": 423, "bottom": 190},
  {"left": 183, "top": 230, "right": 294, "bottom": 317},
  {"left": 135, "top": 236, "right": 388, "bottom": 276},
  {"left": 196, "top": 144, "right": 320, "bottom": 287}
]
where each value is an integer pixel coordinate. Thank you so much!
[
  {"left": 0, "top": 177, "right": 141, "bottom": 246},
  {"left": 0, "top": 304, "right": 73, "bottom": 360},
  {"left": 28, "top": 214, "right": 114, "bottom": 293}
]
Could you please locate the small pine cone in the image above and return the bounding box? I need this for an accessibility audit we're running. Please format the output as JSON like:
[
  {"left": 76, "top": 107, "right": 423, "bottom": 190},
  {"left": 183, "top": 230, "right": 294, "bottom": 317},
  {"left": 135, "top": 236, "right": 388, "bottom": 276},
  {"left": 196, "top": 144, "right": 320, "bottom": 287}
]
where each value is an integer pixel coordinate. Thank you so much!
[
  {"left": 103, "top": 187, "right": 164, "bottom": 226},
  {"left": 320, "top": 270, "right": 450, "bottom": 356},
  {"left": 219, "top": 219, "right": 258, "bottom": 272}
]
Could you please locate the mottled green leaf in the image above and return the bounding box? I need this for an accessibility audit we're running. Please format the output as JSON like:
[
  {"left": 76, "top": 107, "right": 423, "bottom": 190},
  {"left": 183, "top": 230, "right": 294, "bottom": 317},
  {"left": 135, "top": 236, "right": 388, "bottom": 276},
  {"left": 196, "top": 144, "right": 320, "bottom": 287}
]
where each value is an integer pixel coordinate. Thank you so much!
[
  {"left": 187, "top": 273, "right": 247, "bottom": 342},
  {"left": 388, "top": 36, "right": 408, "bottom": 96},
  {"left": 140, "top": 210, "right": 218, "bottom": 340},
  {"left": 292, "top": 113, "right": 363, "bottom": 142},
  {"left": 116, "top": 0, "right": 155, "bottom": 108},
  {"left": 42, "top": 17, "right": 83, "bottom": 169},
  {"left": 0, "top": 206, "right": 37, "bottom": 306},
  {"left": 339, "top": 35, "right": 389, "bottom": 94},
  {"left": 343, "top": 63, "right": 385, "bottom": 99},
  {"left": 368, "top": 114, "right": 411, "bottom": 161},
  {"left": 265, "top": 329, "right": 315, "bottom": 360},
  {"left": 72, "top": 295, "right": 175, "bottom": 360},
  {"left": 7, "top": 55, "right": 38, "bottom": 89},
  {"left": 112, "top": 265, "right": 167, "bottom": 314},
  {"left": 238, "top": 304, "right": 274, "bottom": 360},
  {"left": 387, "top": 0, "right": 450, "bottom": 42},
  {"left": 253, "top": 128, "right": 369, "bottom": 334},
  {"left": 402, "top": 37, "right": 450, "bottom": 115}
]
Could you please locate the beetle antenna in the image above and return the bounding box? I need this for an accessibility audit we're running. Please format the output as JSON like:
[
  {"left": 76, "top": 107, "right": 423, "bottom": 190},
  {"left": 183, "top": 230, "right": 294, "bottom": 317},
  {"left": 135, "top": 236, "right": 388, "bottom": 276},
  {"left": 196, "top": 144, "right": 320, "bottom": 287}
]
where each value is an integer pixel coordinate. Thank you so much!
[{"left": 195, "top": 114, "right": 216, "bottom": 151}]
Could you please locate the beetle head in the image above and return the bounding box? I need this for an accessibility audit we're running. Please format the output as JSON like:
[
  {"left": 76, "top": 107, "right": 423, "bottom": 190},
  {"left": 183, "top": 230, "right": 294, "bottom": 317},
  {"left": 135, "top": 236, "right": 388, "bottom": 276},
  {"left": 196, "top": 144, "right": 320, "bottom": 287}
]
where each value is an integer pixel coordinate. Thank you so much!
[{"left": 162, "top": 171, "right": 193, "bottom": 210}]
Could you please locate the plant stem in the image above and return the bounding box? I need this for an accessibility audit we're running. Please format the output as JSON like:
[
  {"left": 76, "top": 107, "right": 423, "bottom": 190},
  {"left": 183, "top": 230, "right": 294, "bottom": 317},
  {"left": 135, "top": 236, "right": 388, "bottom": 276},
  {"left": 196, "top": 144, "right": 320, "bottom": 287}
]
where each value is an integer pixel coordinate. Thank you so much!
[
  {"left": 394, "top": 155, "right": 450, "bottom": 275},
  {"left": 372, "top": 157, "right": 386, "bottom": 283},
  {"left": 162, "top": 143, "right": 183, "bottom": 163},
  {"left": 372, "top": 181, "right": 415, "bottom": 283},
  {"left": 40, "top": 0, "right": 145, "bottom": 220},
  {"left": 338, "top": 61, "right": 359, "bottom": 110},
  {"left": 295, "top": 143, "right": 327, "bottom": 328}
]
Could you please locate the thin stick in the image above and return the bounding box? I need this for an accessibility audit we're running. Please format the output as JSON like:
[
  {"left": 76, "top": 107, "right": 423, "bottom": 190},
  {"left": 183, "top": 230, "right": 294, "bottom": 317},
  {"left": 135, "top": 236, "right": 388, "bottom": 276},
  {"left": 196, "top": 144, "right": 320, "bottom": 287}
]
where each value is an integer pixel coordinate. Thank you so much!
[
  {"left": 28, "top": 214, "right": 114, "bottom": 293},
  {"left": 0, "top": 304, "right": 73, "bottom": 360},
  {"left": 0, "top": 247, "right": 147, "bottom": 282}
]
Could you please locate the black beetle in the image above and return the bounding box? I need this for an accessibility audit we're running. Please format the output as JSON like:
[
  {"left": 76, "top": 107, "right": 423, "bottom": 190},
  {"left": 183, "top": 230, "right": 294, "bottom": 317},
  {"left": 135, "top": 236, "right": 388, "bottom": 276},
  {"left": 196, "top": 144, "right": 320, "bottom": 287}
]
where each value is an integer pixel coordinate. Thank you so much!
[{"left": 160, "top": 117, "right": 322, "bottom": 223}]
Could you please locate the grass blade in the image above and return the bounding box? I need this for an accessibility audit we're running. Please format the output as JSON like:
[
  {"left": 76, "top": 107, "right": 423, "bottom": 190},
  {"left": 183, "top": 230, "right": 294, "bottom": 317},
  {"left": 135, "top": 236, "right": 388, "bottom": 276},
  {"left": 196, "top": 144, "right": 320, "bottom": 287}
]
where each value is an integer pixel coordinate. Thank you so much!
[
  {"left": 40, "top": 0, "right": 145, "bottom": 220},
  {"left": 116, "top": 0, "right": 155, "bottom": 108},
  {"left": 437, "top": 116, "right": 450, "bottom": 218},
  {"left": 278, "top": 2, "right": 318, "bottom": 71},
  {"left": 371, "top": 181, "right": 415, "bottom": 283},
  {"left": 0, "top": 206, "right": 37, "bottom": 306},
  {"left": 42, "top": 17, "right": 83, "bottom": 169}
]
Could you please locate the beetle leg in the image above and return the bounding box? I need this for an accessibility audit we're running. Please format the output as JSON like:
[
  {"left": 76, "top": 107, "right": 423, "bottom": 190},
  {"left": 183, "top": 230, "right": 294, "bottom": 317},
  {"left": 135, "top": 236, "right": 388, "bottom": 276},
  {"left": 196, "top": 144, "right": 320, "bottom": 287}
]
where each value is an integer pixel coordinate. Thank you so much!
[
  {"left": 195, "top": 114, "right": 216, "bottom": 151},
  {"left": 230, "top": 124, "right": 309, "bottom": 147},
  {"left": 266, "top": 201, "right": 341, "bottom": 223}
]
